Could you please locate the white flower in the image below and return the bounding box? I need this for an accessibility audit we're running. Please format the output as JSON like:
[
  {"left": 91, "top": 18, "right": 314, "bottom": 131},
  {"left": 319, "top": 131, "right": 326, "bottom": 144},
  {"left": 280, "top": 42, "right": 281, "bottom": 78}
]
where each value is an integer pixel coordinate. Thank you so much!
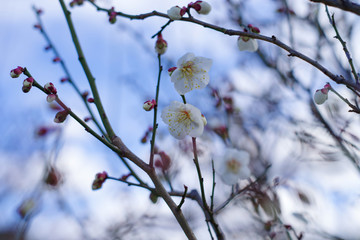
[
  {"left": 215, "top": 148, "right": 251, "bottom": 185},
  {"left": 237, "top": 36, "right": 258, "bottom": 52},
  {"left": 171, "top": 53, "right": 212, "bottom": 95},
  {"left": 161, "top": 101, "right": 205, "bottom": 139},
  {"left": 167, "top": 6, "right": 184, "bottom": 20}
]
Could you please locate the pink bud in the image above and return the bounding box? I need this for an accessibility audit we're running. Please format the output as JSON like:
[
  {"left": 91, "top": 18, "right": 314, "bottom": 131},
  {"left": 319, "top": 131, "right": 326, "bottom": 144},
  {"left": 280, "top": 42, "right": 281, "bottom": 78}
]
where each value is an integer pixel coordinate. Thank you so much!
[
  {"left": 53, "top": 57, "right": 61, "bottom": 63},
  {"left": 22, "top": 77, "right": 34, "bottom": 93},
  {"left": 44, "top": 82, "right": 57, "bottom": 94},
  {"left": 108, "top": 7, "right": 117, "bottom": 24},
  {"left": 10, "top": 66, "right": 24, "bottom": 78},
  {"left": 34, "top": 24, "right": 42, "bottom": 30},
  {"left": 54, "top": 110, "right": 69, "bottom": 123},
  {"left": 44, "top": 45, "right": 52, "bottom": 51},
  {"left": 120, "top": 173, "right": 131, "bottom": 181},
  {"left": 143, "top": 99, "right": 156, "bottom": 111},
  {"left": 60, "top": 77, "right": 68, "bottom": 83},
  {"left": 87, "top": 98, "right": 94, "bottom": 103},
  {"left": 248, "top": 24, "right": 260, "bottom": 33},
  {"left": 84, "top": 116, "right": 92, "bottom": 122},
  {"left": 82, "top": 91, "right": 89, "bottom": 99},
  {"left": 155, "top": 33, "right": 168, "bottom": 55},
  {"left": 168, "top": 67, "right": 177, "bottom": 76},
  {"left": 92, "top": 171, "right": 108, "bottom": 190}
]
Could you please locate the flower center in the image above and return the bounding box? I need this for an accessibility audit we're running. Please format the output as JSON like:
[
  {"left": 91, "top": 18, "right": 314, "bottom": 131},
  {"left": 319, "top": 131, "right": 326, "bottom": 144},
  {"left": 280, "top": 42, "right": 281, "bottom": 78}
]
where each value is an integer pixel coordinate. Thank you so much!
[
  {"left": 226, "top": 159, "right": 241, "bottom": 174},
  {"left": 181, "top": 61, "right": 194, "bottom": 78}
]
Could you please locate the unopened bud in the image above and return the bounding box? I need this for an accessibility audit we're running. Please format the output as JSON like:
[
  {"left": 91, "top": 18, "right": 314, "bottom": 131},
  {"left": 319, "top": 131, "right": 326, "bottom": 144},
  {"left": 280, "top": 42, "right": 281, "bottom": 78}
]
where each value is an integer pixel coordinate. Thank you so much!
[
  {"left": 168, "top": 67, "right": 177, "bottom": 76},
  {"left": 87, "top": 97, "right": 94, "bottom": 103},
  {"left": 10, "top": 66, "right": 24, "bottom": 78},
  {"left": 191, "top": 1, "right": 211, "bottom": 15},
  {"left": 167, "top": 6, "right": 186, "bottom": 20},
  {"left": 108, "top": 7, "right": 117, "bottom": 24},
  {"left": 22, "top": 77, "right": 34, "bottom": 93},
  {"left": 46, "top": 94, "right": 57, "bottom": 103},
  {"left": 143, "top": 99, "right": 156, "bottom": 111},
  {"left": 54, "top": 110, "right": 69, "bottom": 123},
  {"left": 155, "top": 33, "right": 168, "bottom": 55},
  {"left": 237, "top": 36, "right": 258, "bottom": 52},
  {"left": 17, "top": 198, "right": 36, "bottom": 219},
  {"left": 44, "top": 82, "right": 57, "bottom": 94},
  {"left": 45, "top": 166, "right": 62, "bottom": 187},
  {"left": 92, "top": 171, "right": 108, "bottom": 190},
  {"left": 53, "top": 57, "right": 61, "bottom": 63}
]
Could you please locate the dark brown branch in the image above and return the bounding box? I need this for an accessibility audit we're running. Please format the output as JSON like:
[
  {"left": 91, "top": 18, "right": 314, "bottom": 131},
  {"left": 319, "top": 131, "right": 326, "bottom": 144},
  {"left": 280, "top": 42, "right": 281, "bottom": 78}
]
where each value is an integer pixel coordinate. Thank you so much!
[{"left": 309, "top": 0, "right": 360, "bottom": 16}]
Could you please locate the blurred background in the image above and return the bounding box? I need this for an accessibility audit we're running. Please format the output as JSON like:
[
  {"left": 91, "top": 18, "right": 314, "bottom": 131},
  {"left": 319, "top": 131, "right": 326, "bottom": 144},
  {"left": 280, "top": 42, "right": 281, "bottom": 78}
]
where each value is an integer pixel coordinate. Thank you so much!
[{"left": 2, "top": 0, "right": 360, "bottom": 239}]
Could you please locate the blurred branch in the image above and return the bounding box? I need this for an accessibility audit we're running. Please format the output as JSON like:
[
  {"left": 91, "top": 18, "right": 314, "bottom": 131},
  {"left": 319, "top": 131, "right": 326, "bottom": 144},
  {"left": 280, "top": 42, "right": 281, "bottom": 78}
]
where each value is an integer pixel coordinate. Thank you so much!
[{"left": 309, "top": 0, "right": 360, "bottom": 16}]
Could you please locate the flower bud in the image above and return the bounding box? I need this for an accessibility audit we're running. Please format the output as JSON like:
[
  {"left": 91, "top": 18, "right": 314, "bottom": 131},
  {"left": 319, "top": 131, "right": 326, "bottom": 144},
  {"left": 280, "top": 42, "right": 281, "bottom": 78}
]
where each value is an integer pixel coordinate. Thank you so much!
[
  {"left": 237, "top": 36, "right": 258, "bottom": 52},
  {"left": 60, "top": 77, "right": 68, "bottom": 83},
  {"left": 45, "top": 166, "right": 62, "bottom": 187},
  {"left": 143, "top": 99, "right": 156, "bottom": 111},
  {"left": 34, "top": 24, "right": 42, "bottom": 30},
  {"left": 10, "top": 66, "right": 24, "bottom": 78},
  {"left": 168, "top": 67, "right": 177, "bottom": 76},
  {"left": 44, "top": 82, "right": 57, "bottom": 94},
  {"left": 54, "top": 110, "right": 69, "bottom": 123},
  {"left": 158, "top": 151, "right": 171, "bottom": 171},
  {"left": 87, "top": 97, "right": 94, "bottom": 103},
  {"left": 46, "top": 94, "right": 57, "bottom": 103},
  {"left": 22, "top": 77, "right": 34, "bottom": 93},
  {"left": 53, "top": 57, "right": 61, "bottom": 63},
  {"left": 92, "top": 171, "right": 108, "bottom": 190},
  {"left": 314, "top": 88, "right": 329, "bottom": 105},
  {"left": 167, "top": 6, "right": 186, "bottom": 20},
  {"left": 248, "top": 24, "right": 260, "bottom": 33},
  {"left": 192, "top": 1, "right": 211, "bottom": 15},
  {"left": 17, "top": 198, "right": 36, "bottom": 219},
  {"left": 108, "top": 7, "right": 117, "bottom": 24},
  {"left": 155, "top": 33, "right": 168, "bottom": 55}
]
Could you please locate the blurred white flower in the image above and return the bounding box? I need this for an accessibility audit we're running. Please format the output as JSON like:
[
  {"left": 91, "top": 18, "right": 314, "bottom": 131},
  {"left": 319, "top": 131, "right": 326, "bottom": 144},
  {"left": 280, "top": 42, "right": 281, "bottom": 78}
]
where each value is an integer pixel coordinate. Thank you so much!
[
  {"left": 314, "top": 83, "right": 331, "bottom": 105},
  {"left": 237, "top": 36, "right": 258, "bottom": 52},
  {"left": 171, "top": 53, "right": 212, "bottom": 95},
  {"left": 215, "top": 148, "right": 251, "bottom": 185},
  {"left": 161, "top": 101, "right": 205, "bottom": 139}
]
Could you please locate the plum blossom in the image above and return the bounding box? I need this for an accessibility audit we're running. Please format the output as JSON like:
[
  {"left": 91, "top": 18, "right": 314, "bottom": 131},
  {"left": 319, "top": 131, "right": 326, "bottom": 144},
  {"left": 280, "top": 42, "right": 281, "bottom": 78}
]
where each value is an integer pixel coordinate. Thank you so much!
[
  {"left": 215, "top": 148, "right": 251, "bottom": 185},
  {"left": 161, "top": 101, "right": 206, "bottom": 139},
  {"left": 170, "top": 53, "right": 212, "bottom": 95},
  {"left": 314, "top": 83, "right": 331, "bottom": 105}
]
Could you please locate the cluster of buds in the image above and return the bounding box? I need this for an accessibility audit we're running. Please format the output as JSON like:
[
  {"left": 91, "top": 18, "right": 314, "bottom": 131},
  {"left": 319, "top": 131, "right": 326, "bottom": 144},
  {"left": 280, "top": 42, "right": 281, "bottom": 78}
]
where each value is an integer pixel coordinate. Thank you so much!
[
  {"left": 10, "top": 66, "right": 24, "bottom": 78},
  {"left": 22, "top": 77, "right": 34, "bottom": 93},
  {"left": 155, "top": 33, "right": 167, "bottom": 55},
  {"left": 167, "top": 1, "right": 211, "bottom": 20},
  {"left": 92, "top": 171, "right": 108, "bottom": 190},
  {"left": 154, "top": 151, "right": 171, "bottom": 172},
  {"left": 237, "top": 24, "right": 260, "bottom": 52},
  {"left": 314, "top": 83, "right": 331, "bottom": 105},
  {"left": 108, "top": 7, "right": 117, "bottom": 24},
  {"left": 44, "top": 82, "right": 58, "bottom": 102},
  {"left": 70, "top": 0, "right": 84, "bottom": 7},
  {"left": 143, "top": 99, "right": 156, "bottom": 111},
  {"left": 188, "top": 1, "right": 212, "bottom": 15}
]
